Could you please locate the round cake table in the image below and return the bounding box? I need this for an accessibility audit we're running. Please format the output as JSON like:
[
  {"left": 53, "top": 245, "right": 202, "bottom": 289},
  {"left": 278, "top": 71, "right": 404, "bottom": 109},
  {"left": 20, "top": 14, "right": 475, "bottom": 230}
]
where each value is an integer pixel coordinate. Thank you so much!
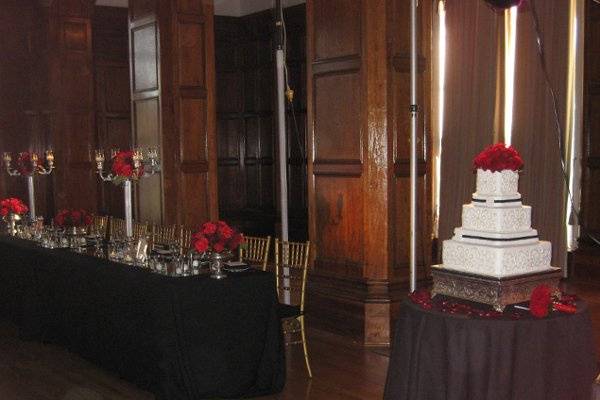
[{"left": 384, "top": 299, "right": 598, "bottom": 400}]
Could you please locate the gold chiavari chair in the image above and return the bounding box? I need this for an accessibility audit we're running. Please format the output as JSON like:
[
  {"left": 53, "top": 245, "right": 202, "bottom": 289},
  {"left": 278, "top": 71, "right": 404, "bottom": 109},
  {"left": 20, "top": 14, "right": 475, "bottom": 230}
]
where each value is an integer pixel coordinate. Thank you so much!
[
  {"left": 178, "top": 227, "right": 192, "bottom": 255},
  {"left": 92, "top": 215, "right": 109, "bottom": 238},
  {"left": 133, "top": 221, "right": 148, "bottom": 239},
  {"left": 239, "top": 235, "right": 271, "bottom": 271},
  {"left": 109, "top": 217, "right": 126, "bottom": 240},
  {"left": 151, "top": 224, "right": 177, "bottom": 250},
  {"left": 275, "top": 239, "right": 312, "bottom": 378}
]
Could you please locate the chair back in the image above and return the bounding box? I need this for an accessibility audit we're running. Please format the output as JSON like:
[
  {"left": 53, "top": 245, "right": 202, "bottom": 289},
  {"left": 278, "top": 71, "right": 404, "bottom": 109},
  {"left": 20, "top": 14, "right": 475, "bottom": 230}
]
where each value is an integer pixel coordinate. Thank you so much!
[
  {"left": 275, "top": 239, "right": 310, "bottom": 312},
  {"left": 151, "top": 224, "right": 177, "bottom": 249},
  {"left": 133, "top": 221, "right": 148, "bottom": 239},
  {"left": 109, "top": 217, "right": 125, "bottom": 240},
  {"left": 92, "top": 215, "right": 108, "bottom": 237},
  {"left": 178, "top": 227, "right": 193, "bottom": 255},
  {"left": 239, "top": 235, "right": 271, "bottom": 271}
]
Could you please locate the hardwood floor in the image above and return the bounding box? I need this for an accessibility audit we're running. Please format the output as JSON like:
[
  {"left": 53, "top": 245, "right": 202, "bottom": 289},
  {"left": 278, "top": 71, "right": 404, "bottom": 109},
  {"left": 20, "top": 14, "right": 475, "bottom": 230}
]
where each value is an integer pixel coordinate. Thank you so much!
[{"left": 0, "top": 279, "right": 598, "bottom": 400}]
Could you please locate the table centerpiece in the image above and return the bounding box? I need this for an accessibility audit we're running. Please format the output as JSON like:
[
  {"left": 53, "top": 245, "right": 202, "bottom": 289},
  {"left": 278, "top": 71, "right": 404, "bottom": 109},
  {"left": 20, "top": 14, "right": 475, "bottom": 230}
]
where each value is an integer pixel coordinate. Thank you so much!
[
  {"left": 0, "top": 197, "right": 28, "bottom": 236},
  {"left": 192, "top": 221, "right": 244, "bottom": 279}
]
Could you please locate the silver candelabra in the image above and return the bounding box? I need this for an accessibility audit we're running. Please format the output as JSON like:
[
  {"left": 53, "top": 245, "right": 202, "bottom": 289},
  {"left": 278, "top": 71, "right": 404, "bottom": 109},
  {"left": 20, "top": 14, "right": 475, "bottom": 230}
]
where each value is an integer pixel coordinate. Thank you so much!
[
  {"left": 94, "top": 148, "right": 160, "bottom": 238},
  {"left": 2, "top": 150, "right": 55, "bottom": 222}
]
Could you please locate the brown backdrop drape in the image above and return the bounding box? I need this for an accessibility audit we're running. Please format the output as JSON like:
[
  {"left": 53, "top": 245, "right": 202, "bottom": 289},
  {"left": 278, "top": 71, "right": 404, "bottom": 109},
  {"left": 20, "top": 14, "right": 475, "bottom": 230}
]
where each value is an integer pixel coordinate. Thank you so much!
[
  {"left": 512, "top": 0, "right": 570, "bottom": 269},
  {"left": 438, "top": 0, "right": 500, "bottom": 248}
]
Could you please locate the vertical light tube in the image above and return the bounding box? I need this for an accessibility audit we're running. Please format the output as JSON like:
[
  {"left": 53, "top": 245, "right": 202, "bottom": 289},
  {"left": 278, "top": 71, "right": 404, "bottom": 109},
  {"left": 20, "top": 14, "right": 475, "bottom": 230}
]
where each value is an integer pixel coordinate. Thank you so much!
[
  {"left": 409, "top": 0, "right": 418, "bottom": 292},
  {"left": 503, "top": 7, "right": 518, "bottom": 146},
  {"left": 565, "top": 0, "right": 583, "bottom": 261},
  {"left": 124, "top": 180, "right": 133, "bottom": 238},
  {"left": 27, "top": 175, "right": 36, "bottom": 222},
  {"left": 432, "top": 0, "right": 446, "bottom": 238}
]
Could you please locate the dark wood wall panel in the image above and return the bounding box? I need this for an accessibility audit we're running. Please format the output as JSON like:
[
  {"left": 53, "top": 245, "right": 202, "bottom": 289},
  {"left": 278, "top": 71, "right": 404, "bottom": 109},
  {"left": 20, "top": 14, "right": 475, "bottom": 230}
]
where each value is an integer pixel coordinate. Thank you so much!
[
  {"left": 581, "top": 0, "right": 600, "bottom": 238},
  {"left": 314, "top": 176, "right": 364, "bottom": 275},
  {"left": 313, "top": 0, "right": 361, "bottom": 60},
  {"left": 93, "top": 5, "right": 131, "bottom": 218},
  {"left": 47, "top": 1, "right": 98, "bottom": 212},
  {"left": 570, "top": 0, "right": 600, "bottom": 280},
  {"left": 313, "top": 73, "right": 361, "bottom": 162},
  {"left": 129, "top": 0, "right": 218, "bottom": 227},
  {"left": 215, "top": 4, "right": 307, "bottom": 240}
]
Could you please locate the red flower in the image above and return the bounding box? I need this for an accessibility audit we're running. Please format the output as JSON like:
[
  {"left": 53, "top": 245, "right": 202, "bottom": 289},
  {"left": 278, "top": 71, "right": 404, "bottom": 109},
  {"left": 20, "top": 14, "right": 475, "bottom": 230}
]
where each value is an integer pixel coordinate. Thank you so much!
[
  {"left": 473, "top": 143, "right": 524, "bottom": 172},
  {"left": 16, "top": 152, "right": 34, "bottom": 175},
  {"left": 53, "top": 209, "right": 92, "bottom": 228},
  {"left": 191, "top": 220, "right": 244, "bottom": 253},
  {"left": 201, "top": 222, "right": 217, "bottom": 235},
  {"left": 0, "top": 198, "right": 28, "bottom": 216},
  {"left": 193, "top": 236, "right": 209, "bottom": 253},
  {"left": 111, "top": 150, "right": 143, "bottom": 179},
  {"left": 529, "top": 285, "right": 552, "bottom": 318},
  {"left": 213, "top": 241, "right": 225, "bottom": 253}
]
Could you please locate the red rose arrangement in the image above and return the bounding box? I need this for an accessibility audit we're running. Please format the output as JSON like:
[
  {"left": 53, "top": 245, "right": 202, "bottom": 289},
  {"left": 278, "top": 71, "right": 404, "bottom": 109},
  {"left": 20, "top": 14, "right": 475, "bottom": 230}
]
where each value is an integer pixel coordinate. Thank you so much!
[
  {"left": 191, "top": 221, "right": 244, "bottom": 254},
  {"left": 16, "top": 152, "right": 34, "bottom": 175},
  {"left": 0, "top": 198, "right": 28, "bottom": 216},
  {"left": 473, "top": 143, "right": 524, "bottom": 172},
  {"left": 111, "top": 150, "right": 143, "bottom": 184},
  {"left": 54, "top": 209, "right": 93, "bottom": 228},
  {"left": 529, "top": 284, "right": 577, "bottom": 318}
]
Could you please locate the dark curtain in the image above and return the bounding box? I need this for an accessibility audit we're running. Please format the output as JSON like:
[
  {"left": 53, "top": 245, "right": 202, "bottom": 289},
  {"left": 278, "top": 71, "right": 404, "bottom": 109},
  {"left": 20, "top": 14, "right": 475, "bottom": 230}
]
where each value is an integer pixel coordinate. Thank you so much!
[
  {"left": 512, "top": 0, "right": 570, "bottom": 269},
  {"left": 438, "top": 0, "right": 500, "bottom": 246}
]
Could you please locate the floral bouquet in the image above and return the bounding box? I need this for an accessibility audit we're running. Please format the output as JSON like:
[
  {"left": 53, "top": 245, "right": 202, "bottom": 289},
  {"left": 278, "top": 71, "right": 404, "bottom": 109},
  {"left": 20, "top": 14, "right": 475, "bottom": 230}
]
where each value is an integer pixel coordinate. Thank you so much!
[
  {"left": 473, "top": 143, "right": 523, "bottom": 172},
  {"left": 54, "top": 209, "right": 93, "bottom": 228},
  {"left": 16, "top": 152, "right": 34, "bottom": 176},
  {"left": 111, "top": 150, "right": 144, "bottom": 185},
  {"left": 192, "top": 220, "right": 244, "bottom": 254},
  {"left": 0, "top": 198, "right": 28, "bottom": 216}
]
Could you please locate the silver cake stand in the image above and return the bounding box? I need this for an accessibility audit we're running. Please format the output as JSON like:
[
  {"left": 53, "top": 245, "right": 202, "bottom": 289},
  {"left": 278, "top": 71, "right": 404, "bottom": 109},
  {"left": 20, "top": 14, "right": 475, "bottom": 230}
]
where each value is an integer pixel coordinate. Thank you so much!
[{"left": 431, "top": 265, "right": 562, "bottom": 312}]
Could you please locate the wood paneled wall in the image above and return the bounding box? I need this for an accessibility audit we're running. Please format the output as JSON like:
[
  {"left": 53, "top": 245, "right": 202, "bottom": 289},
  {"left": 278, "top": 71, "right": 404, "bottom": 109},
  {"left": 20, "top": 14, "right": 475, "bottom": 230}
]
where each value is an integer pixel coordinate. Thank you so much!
[
  {"left": 572, "top": 0, "right": 600, "bottom": 280},
  {"left": 45, "top": 0, "right": 98, "bottom": 212},
  {"left": 214, "top": 5, "right": 307, "bottom": 240},
  {"left": 129, "top": 0, "right": 218, "bottom": 226},
  {"left": 306, "top": 0, "right": 431, "bottom": 345},
  {"left": 93, "top": 6, "right": 131, "bottom": 218},
  {"left": 0, "top": 1, "right": 36, "bottom": 209}
]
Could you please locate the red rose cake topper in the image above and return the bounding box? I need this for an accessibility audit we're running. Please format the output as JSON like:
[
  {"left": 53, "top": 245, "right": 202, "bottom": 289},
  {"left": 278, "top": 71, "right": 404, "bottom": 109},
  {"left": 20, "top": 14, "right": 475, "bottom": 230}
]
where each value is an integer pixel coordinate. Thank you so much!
[
  {"left": 192, "top": 220, "right": 244, "bottom": 254},
  {"left": 0, "top": 198, "right": 28, "bottom": 216},
  {"left": 54, "top": 209, "right": 93, "bottom": 228},
  {"left": 473, "top": 143, "right": 524, "bottom": 172}
]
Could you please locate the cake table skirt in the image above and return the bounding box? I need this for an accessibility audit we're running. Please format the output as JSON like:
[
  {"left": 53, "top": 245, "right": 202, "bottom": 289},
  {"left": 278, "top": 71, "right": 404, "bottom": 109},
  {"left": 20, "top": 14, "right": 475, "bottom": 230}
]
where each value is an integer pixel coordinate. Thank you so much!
[{"left": 384, "top": 300, "right": 598, "bottom": 400}]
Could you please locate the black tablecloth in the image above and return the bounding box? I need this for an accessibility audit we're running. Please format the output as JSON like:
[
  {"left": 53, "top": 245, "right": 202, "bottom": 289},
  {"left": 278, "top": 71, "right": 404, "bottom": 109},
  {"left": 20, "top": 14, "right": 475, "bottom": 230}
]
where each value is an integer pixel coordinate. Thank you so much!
[
  {"left": 0, "top": 236, "right": 285, "bottom": 399},
  {"left": 384, "top": 299, "right": 598, "bottom": 400}
]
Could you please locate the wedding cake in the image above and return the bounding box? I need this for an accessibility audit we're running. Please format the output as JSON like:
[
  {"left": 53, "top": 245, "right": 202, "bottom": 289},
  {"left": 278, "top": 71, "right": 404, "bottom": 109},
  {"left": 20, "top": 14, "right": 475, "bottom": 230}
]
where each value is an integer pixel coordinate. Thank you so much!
[{"left": 441, "top": 144, "right": 554, "bottom": 278}]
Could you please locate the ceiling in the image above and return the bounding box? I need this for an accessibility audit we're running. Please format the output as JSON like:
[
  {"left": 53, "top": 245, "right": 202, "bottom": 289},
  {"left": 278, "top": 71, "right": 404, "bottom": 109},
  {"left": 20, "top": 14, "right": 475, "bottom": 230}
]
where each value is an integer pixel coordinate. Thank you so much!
[{"left": 94, "top": 0, "right": 306, "bottom": 16}]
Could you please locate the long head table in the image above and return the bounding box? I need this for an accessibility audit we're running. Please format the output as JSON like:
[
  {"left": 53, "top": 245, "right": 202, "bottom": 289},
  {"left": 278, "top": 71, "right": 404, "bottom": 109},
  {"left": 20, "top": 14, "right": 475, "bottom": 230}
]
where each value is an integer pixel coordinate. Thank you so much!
[{"left": 0, "top": 236, "right": 285, "bottom": 399}]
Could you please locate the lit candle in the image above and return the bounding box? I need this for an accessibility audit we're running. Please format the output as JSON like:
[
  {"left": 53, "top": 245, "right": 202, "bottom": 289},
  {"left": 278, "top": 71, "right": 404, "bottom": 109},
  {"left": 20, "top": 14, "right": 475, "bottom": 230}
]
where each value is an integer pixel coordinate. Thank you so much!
[
  {"left": 3, "top": 152, "right": 11, "bottom": 163},
  {"left": 94, "top": 149, "right": 104, "bottom": 163},
  {"left": 46, "top": 150, "right": 54, "bottom": 163}
]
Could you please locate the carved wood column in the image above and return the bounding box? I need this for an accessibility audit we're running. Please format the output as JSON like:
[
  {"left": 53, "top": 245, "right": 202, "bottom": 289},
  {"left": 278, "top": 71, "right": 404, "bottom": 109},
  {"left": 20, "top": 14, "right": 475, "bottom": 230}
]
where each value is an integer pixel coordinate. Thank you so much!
[
  {"left": 306, "top": 0, "right": 431, "bottom": 345},
  {"left": 129, "top": 0, "right": 218, "bottom": 226}
]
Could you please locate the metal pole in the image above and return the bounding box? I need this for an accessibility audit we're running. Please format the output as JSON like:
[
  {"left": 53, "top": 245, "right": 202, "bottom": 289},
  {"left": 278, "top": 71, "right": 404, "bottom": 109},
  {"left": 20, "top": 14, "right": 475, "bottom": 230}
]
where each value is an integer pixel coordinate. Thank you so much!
[
  {"left": 27, "top": 175, "right": 36, "bottom": 222},
  {"left": 124, "top": 180, "right": 133, "bottom": 238},
  {"left": 275, "top": 0, "right": 290, "bottom": 304},
  {"left": 276, "top": 51, "right": 289, "bottom": 243},
  {"left": 275, "top": 0, "right": 289, "bottom": 243},
  {"left": 409, "top": 0, "right": 418, "bottom": 292}
]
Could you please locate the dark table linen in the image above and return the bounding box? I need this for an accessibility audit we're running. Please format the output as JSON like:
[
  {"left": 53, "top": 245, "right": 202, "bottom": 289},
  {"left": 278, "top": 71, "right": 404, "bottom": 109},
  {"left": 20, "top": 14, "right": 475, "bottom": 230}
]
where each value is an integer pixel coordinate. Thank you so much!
[
  {"left": 384, "top": 300, "right": 598, "bottom": 400},
  {"left": 0, "top": 236, "right": 285, "bottom": 399}
]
